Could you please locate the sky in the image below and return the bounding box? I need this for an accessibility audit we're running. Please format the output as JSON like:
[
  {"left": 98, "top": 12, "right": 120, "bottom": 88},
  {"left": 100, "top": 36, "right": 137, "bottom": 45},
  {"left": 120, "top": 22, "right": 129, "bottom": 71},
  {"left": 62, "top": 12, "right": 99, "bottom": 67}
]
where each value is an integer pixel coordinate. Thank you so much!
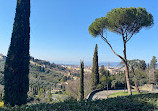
[{"left": 0, "top": 0, "right": 158, "bottom": 65}]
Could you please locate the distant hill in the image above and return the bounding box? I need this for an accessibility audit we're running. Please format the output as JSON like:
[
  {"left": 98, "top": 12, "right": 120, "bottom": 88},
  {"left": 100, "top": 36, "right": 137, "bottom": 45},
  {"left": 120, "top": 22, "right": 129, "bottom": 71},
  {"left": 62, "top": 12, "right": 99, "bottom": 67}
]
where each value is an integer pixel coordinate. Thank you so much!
[
  {"left": 30, "top": 56, "right": 67, "bottom": 71},
  {"left": 99, "top": 62, "right": 121, "bottom": 67},
  {"left": 59, "top": 61, "right": 121, "bottom": 67},
  {"left": 80, "top": 61, "right": 121, "bottom": 67},
  {"left": 0, "top": 53, "right": 70, "bottom": 87},
  {"left": 0, "top": 54, "right": 71, "bottom": 103},
  {"left": 0, "top": 54, "right": 67, "bottom": 72}
]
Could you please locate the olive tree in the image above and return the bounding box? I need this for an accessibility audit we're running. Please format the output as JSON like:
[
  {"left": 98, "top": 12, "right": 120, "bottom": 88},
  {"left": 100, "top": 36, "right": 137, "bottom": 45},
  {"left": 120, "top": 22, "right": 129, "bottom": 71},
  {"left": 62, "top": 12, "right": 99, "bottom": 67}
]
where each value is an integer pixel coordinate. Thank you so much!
[
  {"left": 119, "top": 59, "right": 146, "bottom": 93},
  {"left": 89, "top": 7, "right": 153, "bottom": 95}
]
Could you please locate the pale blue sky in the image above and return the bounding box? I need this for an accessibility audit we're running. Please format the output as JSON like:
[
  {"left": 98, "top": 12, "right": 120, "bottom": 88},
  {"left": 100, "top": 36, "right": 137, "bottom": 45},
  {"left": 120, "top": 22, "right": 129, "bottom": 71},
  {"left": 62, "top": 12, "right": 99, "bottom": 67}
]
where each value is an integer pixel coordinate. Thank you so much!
[{"left": 0, "top": 0, "right": 158, "bottom": 65}]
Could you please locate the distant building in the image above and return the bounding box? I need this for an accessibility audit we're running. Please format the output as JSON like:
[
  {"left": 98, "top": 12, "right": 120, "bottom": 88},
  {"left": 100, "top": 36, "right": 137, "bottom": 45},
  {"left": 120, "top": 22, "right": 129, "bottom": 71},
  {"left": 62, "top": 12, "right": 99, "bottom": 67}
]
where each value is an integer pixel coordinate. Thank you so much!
[
  {"left": 105, "top": 62, "right": 124, "bottom": 74},
  {"left": 51, "top": 88, "right": 62, "bottom": 94}
]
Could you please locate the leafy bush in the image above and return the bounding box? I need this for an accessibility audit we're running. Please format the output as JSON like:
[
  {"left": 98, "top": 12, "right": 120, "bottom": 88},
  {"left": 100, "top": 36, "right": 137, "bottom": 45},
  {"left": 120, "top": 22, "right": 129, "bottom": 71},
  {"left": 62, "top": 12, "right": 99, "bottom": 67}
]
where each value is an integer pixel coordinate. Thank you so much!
[
  {"left": 0, "top": 93, "right": 157, "bottom": 111},
  {"left": 96, "top": 83, "right": 104, "bottom": 89}
]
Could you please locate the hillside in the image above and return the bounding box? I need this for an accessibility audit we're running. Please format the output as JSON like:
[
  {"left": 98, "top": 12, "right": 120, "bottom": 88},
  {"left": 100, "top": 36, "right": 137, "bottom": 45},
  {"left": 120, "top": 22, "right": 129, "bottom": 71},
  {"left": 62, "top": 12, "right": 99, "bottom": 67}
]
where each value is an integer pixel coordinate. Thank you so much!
[
  {"left": 0, "top": 54, "right": 72, "bottom": 103},
  {"left": 0, "top": 54, "right": 69, "bottom": 73}
]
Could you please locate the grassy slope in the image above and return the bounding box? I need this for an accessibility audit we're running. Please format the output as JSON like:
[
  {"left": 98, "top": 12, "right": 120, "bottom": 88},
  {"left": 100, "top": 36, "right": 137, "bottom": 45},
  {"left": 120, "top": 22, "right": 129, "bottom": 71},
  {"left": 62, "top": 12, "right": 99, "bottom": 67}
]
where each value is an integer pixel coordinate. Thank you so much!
[{"left": 1, "top": 93, "right": 157, "bottom": 111}]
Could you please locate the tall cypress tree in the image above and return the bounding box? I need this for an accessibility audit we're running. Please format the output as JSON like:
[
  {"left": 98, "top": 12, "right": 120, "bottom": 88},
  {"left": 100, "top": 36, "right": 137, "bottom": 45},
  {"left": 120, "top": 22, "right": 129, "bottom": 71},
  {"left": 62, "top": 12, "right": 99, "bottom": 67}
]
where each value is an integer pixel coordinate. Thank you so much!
[
  {"left": 4, "top": 0, "right": 30, "bottom": 106},
  {"left": 91, "top": 44, "right": 99, "bottom": 90},
  {"left": 150, "top": 56, "right": 157, "bottom": 70},
  {"left": 78, "top": 61, "right": 84, "bottom": 101}
]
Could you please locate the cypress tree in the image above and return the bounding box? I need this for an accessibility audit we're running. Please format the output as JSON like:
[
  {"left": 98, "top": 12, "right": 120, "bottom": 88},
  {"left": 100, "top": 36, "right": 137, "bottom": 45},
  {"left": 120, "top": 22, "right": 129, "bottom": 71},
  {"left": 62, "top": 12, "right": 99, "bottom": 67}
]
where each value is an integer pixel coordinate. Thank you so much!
[
  {"left": 78, "top": 61, "right": 84, "bottom": 101},
  {"left": 4, "top": 0, "right": 30, "bottom": 106},
  {"left": 150, "top": 56, "right": 157, "bottom": 70},
  {"left": 91, "top": 44, "right": 99, "bottom": 90},
  {"left": 42, "top": 67, "right": 45, "bottom": 72}
]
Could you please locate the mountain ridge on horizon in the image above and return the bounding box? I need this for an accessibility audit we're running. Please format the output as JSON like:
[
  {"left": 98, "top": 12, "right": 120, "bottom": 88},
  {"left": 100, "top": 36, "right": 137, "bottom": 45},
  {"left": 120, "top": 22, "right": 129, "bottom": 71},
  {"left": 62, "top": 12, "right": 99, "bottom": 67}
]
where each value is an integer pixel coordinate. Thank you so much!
[
  {"left": 1, "top": 53, "right": 153, "bottom": 67},
  {"left": 0, "top": 53, "right": 121, "bottom": 67},
  {"left": 57, "top": 62, "right": 121, "bottom": 67}
]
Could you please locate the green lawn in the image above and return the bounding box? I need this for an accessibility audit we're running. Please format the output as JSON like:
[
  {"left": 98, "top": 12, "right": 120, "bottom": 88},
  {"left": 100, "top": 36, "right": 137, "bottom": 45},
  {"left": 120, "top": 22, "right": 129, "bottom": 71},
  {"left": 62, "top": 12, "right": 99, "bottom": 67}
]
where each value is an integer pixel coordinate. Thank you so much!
[
  {"left": 51, "top": 94, "right": 69, "bottom": 102},
  {"left": 108, "top": 91, "right": 147, "bottom": 98}
]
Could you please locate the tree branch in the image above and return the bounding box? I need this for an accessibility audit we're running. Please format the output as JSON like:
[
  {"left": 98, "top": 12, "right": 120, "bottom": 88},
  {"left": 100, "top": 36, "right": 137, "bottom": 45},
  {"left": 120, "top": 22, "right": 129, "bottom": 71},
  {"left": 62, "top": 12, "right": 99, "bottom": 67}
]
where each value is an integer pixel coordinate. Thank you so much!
[
  {"left": 126, "top": 26, "right": 140, "bottom": 43},
  {"left": 100, "top": 33, "right": 125, "bottom": 62}
]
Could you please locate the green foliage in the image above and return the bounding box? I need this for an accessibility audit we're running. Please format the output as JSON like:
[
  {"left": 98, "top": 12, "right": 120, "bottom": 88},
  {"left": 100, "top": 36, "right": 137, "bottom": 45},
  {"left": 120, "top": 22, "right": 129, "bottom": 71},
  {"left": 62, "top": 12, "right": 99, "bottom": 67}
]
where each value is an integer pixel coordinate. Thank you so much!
[
  {"left": 119, "top": 59, "right": 146, "bottom": 71},
  {"left": 31, "top": 56, "right": 66, "bottom": 71},
  {"left": 133, "top": 69, "right": 148, "bottom": 86},
  {"left": 91, "top": 44, "right": 99, "bottom": 90},
  {"left": 99, "top": 65, "right": 105, "bottom": 76},
  {"left": 96, "top": 83, "right": 104, "bottom": 89},
  {"left": 150, "top": 56, "right": 157, "bottom": 69},
  {"left": 89, "top": 7, "right": 153, "bottom": 95},
  {"left": 78, "top": 61, "right": 84, "bottom": 101},
  {"left": 111, "top": 73, "right": 126, "bottom": 89},
  {"left": 155, "top": 70, "right": 158, "bottom": 84},
  {"left": 88, "top": 17, "right": 108, "bottom": 37},
  {"left": 99, "top": 66, "right": 111, "bottom": 90},
  {"left": 0, "top": 74, "right": 4, "bottom": 85},
  {"left": 119, "top": 59, "right": 148, "bottom": 86},
  {"left": 42, "top": 67, "right": 45, "bottom": 72},
  {"left": 4, "top": 0, "right": 30, "bottom": 106},
  {"left": 29, "top": 63, "right": 64, "bottom": 84},
  {"left": 106, "top": 7, "right": 153, "bottom": 34},
  {"left": 47, "top": 90, "right": 52, "bottom": 102},
  {"left": 0, "top": 56, "right": 65, "bottom": 103},
  {"left": 71, "top": 73, "right": 80, "bottom": 77},
  {"left": 1, "top": 94, "right": 157, "bottom": 111},
  {"left": 138, "top": 60, "right": 146, "bottom": 70},
  {"left": 89, "top": 7, "right": 153, "bottom": 37},
  {"left": 61, "top": 76, "right": 67, "bottom": 82},
  {"left": 0, "top": 60, "right": 5, "bottom": 73}
]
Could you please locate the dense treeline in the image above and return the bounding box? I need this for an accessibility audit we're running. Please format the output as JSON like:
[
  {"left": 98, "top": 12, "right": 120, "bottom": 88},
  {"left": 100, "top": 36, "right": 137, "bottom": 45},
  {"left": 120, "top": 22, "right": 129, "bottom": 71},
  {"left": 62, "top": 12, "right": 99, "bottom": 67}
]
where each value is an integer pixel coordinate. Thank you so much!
[
  {"left": 30, "top": 56, "right": 66, "bottom": 71},
  {"left": 98, "top": 57, "right": 158, "bottom": 90},
  {"left": 0, "top": 58, "right": 66, "bottom": 103}
]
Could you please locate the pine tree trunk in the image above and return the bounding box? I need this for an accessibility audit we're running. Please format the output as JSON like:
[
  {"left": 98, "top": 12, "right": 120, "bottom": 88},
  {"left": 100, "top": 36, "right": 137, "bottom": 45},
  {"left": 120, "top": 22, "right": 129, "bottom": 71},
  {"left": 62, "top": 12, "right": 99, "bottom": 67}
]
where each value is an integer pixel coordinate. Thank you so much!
[
  {"left": 131, "top": 67, "right": 140, "bottom": 93},
  {"left": 123, "top": 37, "right": 132, "bottom": 95},
  {"left": 134, "top": 79, "right": 140, "bottom": 93},
  {"left": 124, "top": 62, "right": 132, "bottom": 95}
]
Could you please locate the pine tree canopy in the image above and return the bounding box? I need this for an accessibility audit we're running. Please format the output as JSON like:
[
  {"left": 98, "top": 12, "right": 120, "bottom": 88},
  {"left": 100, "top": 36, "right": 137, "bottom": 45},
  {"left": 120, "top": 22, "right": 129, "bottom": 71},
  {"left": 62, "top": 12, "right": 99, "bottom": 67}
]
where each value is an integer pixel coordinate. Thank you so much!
[{"left": 89, "top": 7, "right": 153, "bottom": 40}]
